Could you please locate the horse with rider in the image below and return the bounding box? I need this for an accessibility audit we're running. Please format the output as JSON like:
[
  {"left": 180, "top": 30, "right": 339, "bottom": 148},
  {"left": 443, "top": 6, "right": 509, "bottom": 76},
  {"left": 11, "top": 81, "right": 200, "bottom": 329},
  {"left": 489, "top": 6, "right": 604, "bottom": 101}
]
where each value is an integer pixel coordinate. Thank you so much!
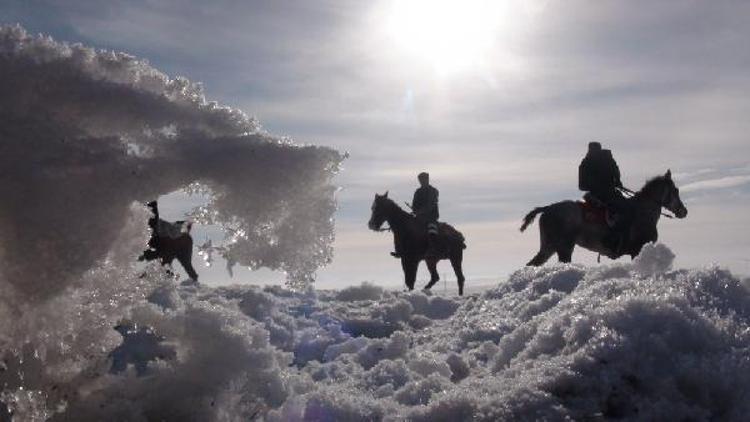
[
  {"left": 521, "top": 142, "right": 687, "bottom": 265},
  {"left": 370, "top": 143, "right": 688, "bottom": 293},
  {"left": 369, "top": 172, "right": 467, "bottom": 295},
  {"left": 139, "top": 201, "right": 199, "bottom": 282}
]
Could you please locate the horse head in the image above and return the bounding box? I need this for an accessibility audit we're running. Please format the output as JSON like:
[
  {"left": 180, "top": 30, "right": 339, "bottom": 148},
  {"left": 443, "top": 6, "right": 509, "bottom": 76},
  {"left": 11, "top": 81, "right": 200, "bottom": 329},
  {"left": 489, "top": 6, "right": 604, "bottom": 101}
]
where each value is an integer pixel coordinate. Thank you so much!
[
  {"left": 657, "top": 170, "right": 688, "bottom": 219},
  {"left": 368, "top": 191, "right": 390, "bottom": 231}
]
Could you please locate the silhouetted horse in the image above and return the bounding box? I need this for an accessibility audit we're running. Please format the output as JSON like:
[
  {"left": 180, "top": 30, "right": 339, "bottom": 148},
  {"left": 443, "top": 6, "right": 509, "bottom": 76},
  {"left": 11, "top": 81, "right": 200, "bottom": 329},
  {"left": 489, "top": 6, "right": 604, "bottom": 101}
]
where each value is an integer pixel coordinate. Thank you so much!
[
  {"left": 139, "top": 201, "right": 198, "bottom": 281},
  {"left": 520, "top": 170, "right": 688, "bottom": 265},
  {"left": 369, "top": 192, "right": 467, "bottom": 295}
]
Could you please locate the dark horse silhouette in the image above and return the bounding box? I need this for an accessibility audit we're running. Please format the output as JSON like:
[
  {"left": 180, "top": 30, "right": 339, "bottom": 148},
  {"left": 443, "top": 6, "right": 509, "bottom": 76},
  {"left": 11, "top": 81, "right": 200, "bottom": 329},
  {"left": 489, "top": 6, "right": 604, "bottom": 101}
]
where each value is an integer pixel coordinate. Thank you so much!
[
  {"left": 520, "top": 170, "right": 688, "bottom": 265},
  {"left": 139, "top": 201, "right": 198, "bottom": 281},
  {"left": 368, "top": 192, "right": 467, "bottom": 295}
]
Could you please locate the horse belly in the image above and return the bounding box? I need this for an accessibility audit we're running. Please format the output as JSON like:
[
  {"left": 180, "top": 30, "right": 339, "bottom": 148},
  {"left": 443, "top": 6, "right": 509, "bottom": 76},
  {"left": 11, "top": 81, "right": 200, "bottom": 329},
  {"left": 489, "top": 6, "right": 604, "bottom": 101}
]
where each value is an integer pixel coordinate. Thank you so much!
[{"left": 576, "top": 224, "right": 609, "bottom": 255}]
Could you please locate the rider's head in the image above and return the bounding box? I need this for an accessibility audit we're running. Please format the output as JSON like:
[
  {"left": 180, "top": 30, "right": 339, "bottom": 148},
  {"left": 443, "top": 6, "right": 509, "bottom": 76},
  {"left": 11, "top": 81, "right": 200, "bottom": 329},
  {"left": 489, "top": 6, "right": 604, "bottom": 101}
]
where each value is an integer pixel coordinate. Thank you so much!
[
  {"left": 418, "top": 172, "right": 429, "bottom": 186},
  {"left": 588, "top": 142, "right": 602, "bottom": 153}
]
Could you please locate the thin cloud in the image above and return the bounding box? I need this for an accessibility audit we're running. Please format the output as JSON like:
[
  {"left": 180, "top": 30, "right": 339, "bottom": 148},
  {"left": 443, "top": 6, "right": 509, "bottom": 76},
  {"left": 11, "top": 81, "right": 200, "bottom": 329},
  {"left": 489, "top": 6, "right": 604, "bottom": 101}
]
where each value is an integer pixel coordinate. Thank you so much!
[{"left": 682, "top": 175, "right": 750, "bottom": 193}]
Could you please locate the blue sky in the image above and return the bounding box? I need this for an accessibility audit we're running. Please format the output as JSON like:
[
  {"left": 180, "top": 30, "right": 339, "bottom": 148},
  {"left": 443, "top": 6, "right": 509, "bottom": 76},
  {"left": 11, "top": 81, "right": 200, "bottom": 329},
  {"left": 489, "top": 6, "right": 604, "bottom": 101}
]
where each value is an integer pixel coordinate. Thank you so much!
[{"left": 5, "top": 0, "right": 750, "bottom": 287}]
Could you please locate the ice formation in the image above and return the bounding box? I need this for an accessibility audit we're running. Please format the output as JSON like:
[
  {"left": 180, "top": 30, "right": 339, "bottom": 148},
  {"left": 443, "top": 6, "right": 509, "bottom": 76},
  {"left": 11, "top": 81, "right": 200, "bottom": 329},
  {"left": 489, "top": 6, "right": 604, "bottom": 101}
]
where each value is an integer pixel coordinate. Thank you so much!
[{"left": 0, "top": 24, "right": 344, "bottom": 300}]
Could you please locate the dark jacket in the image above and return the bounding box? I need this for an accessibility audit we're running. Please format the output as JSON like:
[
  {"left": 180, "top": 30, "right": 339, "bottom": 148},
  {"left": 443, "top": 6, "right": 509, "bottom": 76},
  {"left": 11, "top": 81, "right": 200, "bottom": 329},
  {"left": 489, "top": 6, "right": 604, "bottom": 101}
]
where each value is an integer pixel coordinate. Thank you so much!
[
  {"left": 412, "top": 185, "right": 439, "bottom": 221},
  {"left": 579, "top": 149, "right": 622, "bottom": 198}
]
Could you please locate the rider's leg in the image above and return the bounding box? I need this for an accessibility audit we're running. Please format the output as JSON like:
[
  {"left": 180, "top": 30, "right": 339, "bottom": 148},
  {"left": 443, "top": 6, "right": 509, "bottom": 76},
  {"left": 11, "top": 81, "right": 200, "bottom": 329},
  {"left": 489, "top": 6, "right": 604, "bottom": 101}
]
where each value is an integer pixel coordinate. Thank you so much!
[
  {"left": 424, "top": 222, "right": 439, "bottom": 257},
  {"left": 599, "top": 189, "right": 628, "bottom": 254},
  {"left": 390, "top": 231, "right": 403, "bottom": 258}
]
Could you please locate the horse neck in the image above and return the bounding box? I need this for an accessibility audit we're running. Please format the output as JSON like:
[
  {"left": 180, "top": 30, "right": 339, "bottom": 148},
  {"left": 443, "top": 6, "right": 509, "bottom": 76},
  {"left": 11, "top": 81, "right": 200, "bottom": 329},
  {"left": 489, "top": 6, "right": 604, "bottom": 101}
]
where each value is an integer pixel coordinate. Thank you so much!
[
  {"left": 384, "top": 202, "right": 413, "bottom": 233},
  {"left": 632, "top": 185, "right": 664, "bottom": 223}
]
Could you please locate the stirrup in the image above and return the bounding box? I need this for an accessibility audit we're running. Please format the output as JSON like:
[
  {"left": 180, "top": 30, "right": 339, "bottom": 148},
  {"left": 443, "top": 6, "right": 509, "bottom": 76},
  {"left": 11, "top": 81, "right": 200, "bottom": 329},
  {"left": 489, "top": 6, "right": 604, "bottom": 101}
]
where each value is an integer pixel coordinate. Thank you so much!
[{"left": 390, "top": 251, "right": 401, "bottom": 258}]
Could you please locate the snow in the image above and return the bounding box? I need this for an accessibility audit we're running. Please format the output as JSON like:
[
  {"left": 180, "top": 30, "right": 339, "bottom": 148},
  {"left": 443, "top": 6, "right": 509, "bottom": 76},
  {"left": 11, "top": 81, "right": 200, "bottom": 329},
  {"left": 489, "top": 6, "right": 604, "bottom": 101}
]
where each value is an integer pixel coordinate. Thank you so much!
[
  {"left": 3, "top": 239, "right": 750, "bottom": 420},
  {"left": 0, "top": 24, "right": 343, "bottom": 299},
  {"left": 2, "top": 25, "right": 750, "bottom": 421}
]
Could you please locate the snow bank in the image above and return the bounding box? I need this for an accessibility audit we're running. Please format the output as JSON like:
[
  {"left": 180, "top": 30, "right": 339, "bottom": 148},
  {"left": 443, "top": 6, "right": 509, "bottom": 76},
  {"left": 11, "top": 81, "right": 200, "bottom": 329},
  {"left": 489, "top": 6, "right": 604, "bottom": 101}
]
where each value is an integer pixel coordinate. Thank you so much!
[
  {"left": 0, "top": 25, "right": 340, "bottom": 421},
  {"left": 4, "top": 242, "right": 750, "bottom": 420},
  {"left": 0, "top": 24, "right": 343, "bottom": 301}
]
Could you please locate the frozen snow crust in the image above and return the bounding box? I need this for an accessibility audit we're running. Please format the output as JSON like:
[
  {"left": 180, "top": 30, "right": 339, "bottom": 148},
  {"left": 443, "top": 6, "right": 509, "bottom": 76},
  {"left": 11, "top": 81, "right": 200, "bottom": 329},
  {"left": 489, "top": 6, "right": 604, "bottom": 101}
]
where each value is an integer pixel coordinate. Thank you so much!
[
  {"left": 3, "top": 243, "right": 750, "bottom": 421},
  {"left": 0, "top": 25, "right": 344, "bottom": 300}
]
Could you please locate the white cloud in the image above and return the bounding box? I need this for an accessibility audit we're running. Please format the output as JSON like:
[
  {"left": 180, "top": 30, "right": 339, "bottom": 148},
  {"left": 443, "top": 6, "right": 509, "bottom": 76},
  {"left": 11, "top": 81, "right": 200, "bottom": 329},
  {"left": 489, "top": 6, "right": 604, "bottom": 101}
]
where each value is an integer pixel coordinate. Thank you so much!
[{"left": 682, "top": 175, "right": 750, "bottom": 193}]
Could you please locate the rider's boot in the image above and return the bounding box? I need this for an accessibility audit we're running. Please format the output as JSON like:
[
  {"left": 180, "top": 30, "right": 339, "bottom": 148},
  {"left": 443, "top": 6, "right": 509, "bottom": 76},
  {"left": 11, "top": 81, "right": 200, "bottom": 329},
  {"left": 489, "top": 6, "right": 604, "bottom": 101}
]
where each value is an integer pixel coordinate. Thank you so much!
[{"left": 390, "top": 251, "right": 401, "bottom": 258}]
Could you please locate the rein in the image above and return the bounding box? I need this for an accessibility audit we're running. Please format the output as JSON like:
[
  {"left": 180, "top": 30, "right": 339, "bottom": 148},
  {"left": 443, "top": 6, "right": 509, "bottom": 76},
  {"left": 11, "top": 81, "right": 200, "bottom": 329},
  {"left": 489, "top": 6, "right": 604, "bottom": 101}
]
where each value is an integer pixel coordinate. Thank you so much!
[{"left": 617, "top": 186, "right": 675, "bottom": 219}]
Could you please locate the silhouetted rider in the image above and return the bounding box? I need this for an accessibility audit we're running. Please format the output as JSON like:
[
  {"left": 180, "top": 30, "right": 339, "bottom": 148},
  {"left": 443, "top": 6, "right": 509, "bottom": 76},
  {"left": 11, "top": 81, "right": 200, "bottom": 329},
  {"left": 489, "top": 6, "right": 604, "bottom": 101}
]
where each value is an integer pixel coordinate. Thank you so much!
[
  {"left": 413, "top": 172, "right": 440, "bottom": 257},
  {"left": 578, "top": 142, "right": 628, "bottom": 252},
  {"left": 141, "top": 201, "right": 160, "bottom": 261},
  {"left": 579, "top": 142, "right": 623, "bottom": 204}
]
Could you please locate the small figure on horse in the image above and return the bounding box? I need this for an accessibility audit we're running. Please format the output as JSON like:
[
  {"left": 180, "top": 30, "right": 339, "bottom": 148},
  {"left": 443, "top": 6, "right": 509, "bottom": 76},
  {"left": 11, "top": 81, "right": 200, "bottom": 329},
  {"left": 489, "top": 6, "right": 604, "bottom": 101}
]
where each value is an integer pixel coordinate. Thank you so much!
[
  {"left": 578, "top": 142, "right": 630, "bottom": 254},
  {"left": 392, "top": 172, "right": 440, "bottom": 258},
  {"left": 139, "top": 201, "right": 199, "bottom": 281},
  {"left": 521, "top": 163, "right": 688, "bottom": 266},
  {"left": 369, "top": 189, "right": 467, "bottom": 295}
]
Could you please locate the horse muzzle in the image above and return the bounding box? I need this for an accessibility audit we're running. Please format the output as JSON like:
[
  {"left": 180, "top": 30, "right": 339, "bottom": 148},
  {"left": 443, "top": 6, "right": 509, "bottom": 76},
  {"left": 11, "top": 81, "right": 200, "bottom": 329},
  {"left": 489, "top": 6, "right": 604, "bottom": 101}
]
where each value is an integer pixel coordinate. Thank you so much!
[{"left": 675, "top": 207, "right": 688, "bottom": 219}]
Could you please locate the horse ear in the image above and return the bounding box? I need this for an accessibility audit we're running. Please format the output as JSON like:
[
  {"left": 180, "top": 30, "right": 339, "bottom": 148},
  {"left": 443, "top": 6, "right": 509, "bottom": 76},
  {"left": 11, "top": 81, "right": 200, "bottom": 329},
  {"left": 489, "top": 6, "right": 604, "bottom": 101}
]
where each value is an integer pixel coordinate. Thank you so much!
[
  {"left": 384, "top": 191, "right": 389, "bottom": 198},
  {"left": 665, "top": 169, "right": 672, "bottom": 179}
]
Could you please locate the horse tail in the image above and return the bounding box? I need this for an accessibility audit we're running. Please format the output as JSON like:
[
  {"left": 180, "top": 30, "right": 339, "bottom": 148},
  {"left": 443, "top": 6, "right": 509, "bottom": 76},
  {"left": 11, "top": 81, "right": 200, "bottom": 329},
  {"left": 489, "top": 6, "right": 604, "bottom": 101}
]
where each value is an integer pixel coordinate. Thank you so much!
[{"left": 520, "top": 206, "right": 548, "bottom": 232}]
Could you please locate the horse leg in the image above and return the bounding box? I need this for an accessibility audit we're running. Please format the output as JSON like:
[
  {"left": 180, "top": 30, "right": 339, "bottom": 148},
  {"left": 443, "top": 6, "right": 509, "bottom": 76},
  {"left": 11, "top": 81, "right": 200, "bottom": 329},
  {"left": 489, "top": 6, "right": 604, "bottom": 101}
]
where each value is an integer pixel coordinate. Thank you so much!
[
  {"left": 177, "top": 238, "right": 198, "bottom": 281},
  {"left": 423, "top": 258, "right": 440, "bottom": 290},
  {"left": 401, "top": 258, "right": 418, "bottom": 291},
  {"left": 527, "top": 217, "right": 555, "bottom": 266},
  {"left": 556, "top": 240, "right": 575, "bottom": 263},
  {"left": 449, "top": 252, "right": 466, "bottom": 296}
]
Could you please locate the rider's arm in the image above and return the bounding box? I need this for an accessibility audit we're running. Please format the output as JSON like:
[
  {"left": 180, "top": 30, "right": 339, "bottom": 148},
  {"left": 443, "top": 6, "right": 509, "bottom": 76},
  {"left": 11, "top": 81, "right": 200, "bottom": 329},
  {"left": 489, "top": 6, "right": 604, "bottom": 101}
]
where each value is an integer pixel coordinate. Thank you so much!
[
  {"left": 612, "top": 159, "right": 622, "bottom": 187},
  {"left": 578, "top": 160, "right": 589, "bottom": 191},
  {"left": 430, "top": 188, "right": 439, "bottom": 214},
  {"left": 412, "top": 190, "right": 423, "bottom": 214}
]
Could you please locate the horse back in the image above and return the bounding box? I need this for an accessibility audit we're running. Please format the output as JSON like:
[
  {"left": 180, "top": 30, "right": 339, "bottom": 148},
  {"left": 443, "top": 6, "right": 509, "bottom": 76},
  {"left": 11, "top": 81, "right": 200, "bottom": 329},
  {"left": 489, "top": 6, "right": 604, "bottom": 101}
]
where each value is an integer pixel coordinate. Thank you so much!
[{"left": 437, "top": 222, "right": 466, "bottom": 249}]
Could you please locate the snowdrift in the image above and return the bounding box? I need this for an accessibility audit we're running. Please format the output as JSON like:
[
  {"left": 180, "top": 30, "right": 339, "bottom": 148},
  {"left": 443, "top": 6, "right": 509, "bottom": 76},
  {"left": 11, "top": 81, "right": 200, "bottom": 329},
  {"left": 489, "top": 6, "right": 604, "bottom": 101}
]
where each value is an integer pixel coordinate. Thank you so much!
[
  {"left": 3, "top": 243, "right": 750, "bottom": 421},
  {"left": 0, "top": 24, "right": 344, "bottom": 301}
]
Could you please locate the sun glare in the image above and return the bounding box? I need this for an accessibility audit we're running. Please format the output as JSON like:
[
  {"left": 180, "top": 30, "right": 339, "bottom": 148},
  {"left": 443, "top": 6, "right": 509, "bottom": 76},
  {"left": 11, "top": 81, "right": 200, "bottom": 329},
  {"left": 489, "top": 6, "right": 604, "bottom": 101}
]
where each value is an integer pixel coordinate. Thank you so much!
[{"left": 385, "top": 0, "right": 513, "bottom": 75}]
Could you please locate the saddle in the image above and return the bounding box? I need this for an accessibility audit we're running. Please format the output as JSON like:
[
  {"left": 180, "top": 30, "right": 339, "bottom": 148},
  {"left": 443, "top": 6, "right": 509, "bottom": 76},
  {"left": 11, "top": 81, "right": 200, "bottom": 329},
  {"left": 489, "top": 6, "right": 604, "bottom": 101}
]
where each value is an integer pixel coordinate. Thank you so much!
[{"left": 580, "top": 194, "right": 615, "bottom": 227}]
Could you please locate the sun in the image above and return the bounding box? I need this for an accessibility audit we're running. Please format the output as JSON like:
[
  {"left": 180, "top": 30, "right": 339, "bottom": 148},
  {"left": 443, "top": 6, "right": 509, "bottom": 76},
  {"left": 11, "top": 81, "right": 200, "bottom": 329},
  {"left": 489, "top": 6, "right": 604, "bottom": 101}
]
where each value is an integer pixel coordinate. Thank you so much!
[{"left": 385, "top": 0, "right": 509, "bottom": 75}]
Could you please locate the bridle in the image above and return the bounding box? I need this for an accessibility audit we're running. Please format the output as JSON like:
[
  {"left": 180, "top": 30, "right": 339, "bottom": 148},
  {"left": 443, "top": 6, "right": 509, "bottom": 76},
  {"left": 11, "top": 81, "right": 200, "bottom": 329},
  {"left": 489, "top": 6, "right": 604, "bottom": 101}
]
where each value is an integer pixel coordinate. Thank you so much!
[{"left": 618, "top": 186, "right": 675, "bottom": 219}]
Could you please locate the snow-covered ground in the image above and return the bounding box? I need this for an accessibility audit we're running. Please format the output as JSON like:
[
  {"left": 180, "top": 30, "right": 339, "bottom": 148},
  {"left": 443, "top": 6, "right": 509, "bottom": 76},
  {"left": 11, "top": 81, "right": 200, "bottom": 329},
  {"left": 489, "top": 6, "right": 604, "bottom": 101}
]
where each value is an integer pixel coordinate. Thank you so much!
[{"left": 4, "top": 243, "right": 750, "bottom": 421}]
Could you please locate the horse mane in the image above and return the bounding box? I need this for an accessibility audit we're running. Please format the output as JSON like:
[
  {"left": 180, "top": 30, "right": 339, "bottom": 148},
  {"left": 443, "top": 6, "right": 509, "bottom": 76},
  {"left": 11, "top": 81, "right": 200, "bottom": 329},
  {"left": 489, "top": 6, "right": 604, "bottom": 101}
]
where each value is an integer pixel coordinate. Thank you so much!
[
  {"left": 379, "top": 196, "right": 412, "bottom": 218},
  {"left": 636, "top": 175, "right": 669, "bottom": 198}
]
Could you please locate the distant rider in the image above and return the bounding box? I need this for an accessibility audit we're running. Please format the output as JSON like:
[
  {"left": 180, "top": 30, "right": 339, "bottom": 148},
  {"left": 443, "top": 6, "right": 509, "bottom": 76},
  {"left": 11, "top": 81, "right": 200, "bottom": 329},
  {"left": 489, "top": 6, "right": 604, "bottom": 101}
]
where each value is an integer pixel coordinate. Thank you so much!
[
  {"left": 140, "top": 201, "right": 161, "bottom": 261},
  {"left": 578, "top": 142, "right": 628, "bottom": 252},
  {"left": 412, "top": 172, "right": 440, "bottom": 257}
]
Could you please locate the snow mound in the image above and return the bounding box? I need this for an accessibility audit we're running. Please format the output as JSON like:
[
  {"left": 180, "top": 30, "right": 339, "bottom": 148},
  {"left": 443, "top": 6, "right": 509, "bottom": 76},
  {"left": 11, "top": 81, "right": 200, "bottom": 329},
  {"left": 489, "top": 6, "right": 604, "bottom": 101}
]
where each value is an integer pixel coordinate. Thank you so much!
[
  {"left": 4, "top": 242, "right": 750, "bottom": 420},
  {"left": 0, "top": 24, "right": 344, "bottom": 300}
]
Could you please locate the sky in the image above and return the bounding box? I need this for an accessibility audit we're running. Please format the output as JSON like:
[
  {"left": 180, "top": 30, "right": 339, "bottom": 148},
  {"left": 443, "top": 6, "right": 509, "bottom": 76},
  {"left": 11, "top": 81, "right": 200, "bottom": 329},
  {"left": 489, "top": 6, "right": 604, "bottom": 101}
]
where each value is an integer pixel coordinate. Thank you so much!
[{"left": 4, "top": 0, "right": 750, "bottom": 288}]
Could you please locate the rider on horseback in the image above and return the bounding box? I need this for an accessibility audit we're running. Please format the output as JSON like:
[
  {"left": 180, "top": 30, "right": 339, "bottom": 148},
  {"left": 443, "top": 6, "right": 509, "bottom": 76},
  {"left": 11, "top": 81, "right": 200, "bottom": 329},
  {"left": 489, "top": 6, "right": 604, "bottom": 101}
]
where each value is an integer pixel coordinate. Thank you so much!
[
  {"left": 578, "top": 142, "right": 629, "bottom": 253},
  {"left": 413, "top": 172, "right": 440, "bottom": 257}
]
